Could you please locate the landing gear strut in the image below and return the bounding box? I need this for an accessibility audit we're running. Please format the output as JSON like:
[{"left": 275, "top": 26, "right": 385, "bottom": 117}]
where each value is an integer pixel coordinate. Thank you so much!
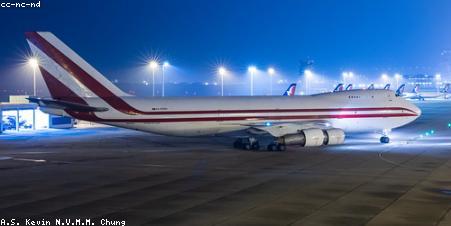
[
  {"left": 233, "top": 137, "right": 260, "bottom": 150},
  {"left": 379, "top": 129, "right": 391, "bottom": 144}
]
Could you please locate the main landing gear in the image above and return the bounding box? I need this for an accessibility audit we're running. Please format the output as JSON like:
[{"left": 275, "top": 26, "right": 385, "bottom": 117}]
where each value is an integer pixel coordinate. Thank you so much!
[
  {"left": 267, "top": 142, "right": 286, "bottom": 152},
  {"left": 379, "top": 129, "right": 391, "bottom": 144},
  {"left": 233, "top": 137, "right": 260, "bottom": 150},
  {"left": 233, "top": 137, "right": 286, "bottom": 151}
]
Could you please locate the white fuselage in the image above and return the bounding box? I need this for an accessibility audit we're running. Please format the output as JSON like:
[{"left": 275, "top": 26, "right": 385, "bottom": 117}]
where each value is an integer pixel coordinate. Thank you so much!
[{"left": 59, "top": 89, "right": 421, "bottom": 137}]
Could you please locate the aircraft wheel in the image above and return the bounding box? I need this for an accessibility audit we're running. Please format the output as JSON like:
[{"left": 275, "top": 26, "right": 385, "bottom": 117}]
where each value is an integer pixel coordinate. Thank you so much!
[
  {"left": 251, "top": 142, "right": 260, "bottom": 151},
  {"left": 277, "top": 144, "right": 286, "bottom": 151},
  {"left": 267, "top": 144, "right": 276, "bottom": 151},
  {"left": 380, "top": 136, "right": 390, "bottom": 144}
]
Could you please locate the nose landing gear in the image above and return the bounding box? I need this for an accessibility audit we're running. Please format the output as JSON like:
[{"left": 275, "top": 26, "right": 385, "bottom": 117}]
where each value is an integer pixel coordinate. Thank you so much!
[
  {"left": 380, "top": 129, "right": 391, "bottom": 144},
  {"left": 380, "top": 136, "right": 390, "bottom": 144}
]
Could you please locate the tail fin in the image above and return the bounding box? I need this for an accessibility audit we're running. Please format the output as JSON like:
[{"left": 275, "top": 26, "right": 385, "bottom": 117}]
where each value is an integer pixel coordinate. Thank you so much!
[
  {"left": 383, "top": 84, "right": 391, "bottom": 90},
  {"left": 333, "top": 83, "right": 344, "bottom": 92},
  {"left": 283, "top": 83, "right": 296, "bottom": 96},
  {"left": 367, "top": 84, "right": 374, "bottom": 90},
  {"left": 345, "top": 84, "right": 353, "bottom": 91},
  {"left": 25, "top": 32, "right": 130, "bottom": 102},
  {"left": 442, "top": 83, "right": 450, "bottom": 93},
  {"left": 396, "top": 84, "right": 405, "bottom": 96},
  {"left": 412, "top": 84, "right": 420, "bottom": 93}
]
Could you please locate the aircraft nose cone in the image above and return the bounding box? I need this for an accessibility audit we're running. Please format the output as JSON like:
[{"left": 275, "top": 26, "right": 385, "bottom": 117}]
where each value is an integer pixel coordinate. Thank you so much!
[{"left": 411, "top": 103, "right": 422, "bottom": 117}]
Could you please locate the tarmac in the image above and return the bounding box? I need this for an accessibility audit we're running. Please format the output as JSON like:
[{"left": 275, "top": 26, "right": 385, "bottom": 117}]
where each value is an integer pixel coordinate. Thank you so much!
[{"left": 0, "top": 100, "right": 450, "bottom": 226}]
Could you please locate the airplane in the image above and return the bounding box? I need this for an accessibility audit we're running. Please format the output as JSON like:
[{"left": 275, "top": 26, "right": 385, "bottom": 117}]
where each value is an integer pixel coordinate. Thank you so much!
[
  {"left": 368, "top": 84, "right": 390, "bottom": 90},
  {"left": 397, "top": 84, "right": 450, "bottom": 100},
  {"left": 25, "top": 32, "right": 421, "bottom": 151},
  {"left": 283, "top": 83, "right": 296, "bottom": 96},
  {"left": 333, "top": 83, "right": 344, "bottom": 92}
]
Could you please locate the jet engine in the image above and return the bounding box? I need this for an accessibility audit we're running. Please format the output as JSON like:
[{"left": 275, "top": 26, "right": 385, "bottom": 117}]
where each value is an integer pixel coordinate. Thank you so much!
[
  {"left": 323, "top": 128, "right": 345, "bottom": 145},
  {"left": 277, "top": 128, "right": 345, "bottom": 147}
]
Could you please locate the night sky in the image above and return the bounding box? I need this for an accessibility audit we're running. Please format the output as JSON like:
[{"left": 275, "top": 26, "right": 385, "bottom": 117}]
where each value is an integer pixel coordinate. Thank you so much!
[{"left": 1, "top": 0, "right": 451, "bottom": 84}]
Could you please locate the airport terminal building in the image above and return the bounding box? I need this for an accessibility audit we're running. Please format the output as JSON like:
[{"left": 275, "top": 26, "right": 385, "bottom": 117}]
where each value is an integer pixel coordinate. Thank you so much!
[{"left": 0, "top": 95, "right": 74, "bottom": 134}]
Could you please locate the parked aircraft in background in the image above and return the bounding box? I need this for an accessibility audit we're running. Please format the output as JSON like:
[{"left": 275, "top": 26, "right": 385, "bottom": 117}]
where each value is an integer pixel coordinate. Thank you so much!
[
  {"left": 345, "top": 84, "right": 353, "bottom": 91},
  {"left": 368, "top": 84, "right": 390, "bottom": 90},
  {"left": 283, "top": 83, "right": 297, "bottom": 96},
  {"left": 333, "top": 83, "right": 344, "bottom": 92},
  {"left": 397, "top": 84, "right": 450, "bottom": 100}
]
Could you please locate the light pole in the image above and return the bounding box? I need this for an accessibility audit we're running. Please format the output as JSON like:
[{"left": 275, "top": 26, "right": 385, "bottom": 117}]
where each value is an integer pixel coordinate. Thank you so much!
[
  {"left": 248, "top": 66, "right": 257, "bottom": 96},
  {"left": 28, "top": 58, "right": 38, "bottom": 96},
  {"left": 218, "top": 66, "right": 226, "bottom": 96},
  {"left": 394, "top": 73, "right": 402, "bottom": 88},
  {"left": 304, "top": 69, "right": 313, "bottom": 95},
  {"left": 149, "top": 60, "right": 158, "bottom": 97},
  {"left": 268, "top": 67, "right": 275, "bottom": 95},
  {"left": 162, "top": 61, "right": 169, "bottom": 97},
  {"left": 342, "top": 72, "right": 348, "bottom": 86},
  {"left": 342, "top": 71, "right": 354, "bottom": 86},
  {"left": 381, "top": 73, "right": 389, "bottom": 86},
  {"left": 435, "top": 73, "right": 442, "bottom": 93},
  {"left": 28, "top": 57, "right": 38, "bottom": 131}
]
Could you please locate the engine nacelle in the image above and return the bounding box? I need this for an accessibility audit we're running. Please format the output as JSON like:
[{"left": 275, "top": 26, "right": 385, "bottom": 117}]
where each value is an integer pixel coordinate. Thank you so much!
[
  {"left": 302, "top": 128, "right": 325, "bottom": 147},
  {"left": 277, "top": 133, "right": 306, "bottom": 146},
  {"left": 277, "top": 128, "right": 325, "bottom": 147},
  {"left": 323, "top": 128, "right": 345, "bottom": 145}
]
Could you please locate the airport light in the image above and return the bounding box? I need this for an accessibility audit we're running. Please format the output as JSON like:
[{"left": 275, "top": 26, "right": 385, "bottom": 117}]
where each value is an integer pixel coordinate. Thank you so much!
[
  {"left": 448, "top": 122, "right": 451, "bottom": 128},
  {"left": 342, "top": 71, "right": 353, "bottom": 85},
  {"left": 381, "top": 73, "right": 389, "bottom": 82},
  {"left": 162, "top": 61, "right": 169, "bottom": 97},
  {"left": 149, "top": 60, "right": 159, "bottom": 97},
  {"left": 304, "top": 69, "right": 313, "bottom": 95},
  {"left": 248, "top": 66, "right": 257, "bottom": 96},
  {"left": 268, "top": 67, "right": 275, "bottom": 95},
  {"left": 28, "top": 57, "right": 38, "bottom": 96},
  {"left": 218, "top": 66, "right": 227, "bottom": 96}
]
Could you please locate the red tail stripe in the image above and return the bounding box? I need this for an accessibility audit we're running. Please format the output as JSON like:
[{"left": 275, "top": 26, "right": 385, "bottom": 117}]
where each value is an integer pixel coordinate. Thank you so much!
[
  {"left": 25, "top": 32, "right": 142, "bottom": 115},
  {"left": 40, "top": 66, "right": 87, "bottom": 105}
]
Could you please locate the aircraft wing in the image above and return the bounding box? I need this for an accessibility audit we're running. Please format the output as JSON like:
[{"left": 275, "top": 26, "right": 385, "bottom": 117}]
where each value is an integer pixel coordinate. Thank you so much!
[{"left": 245, "top": 121, "right": 331, "bottom": 137}]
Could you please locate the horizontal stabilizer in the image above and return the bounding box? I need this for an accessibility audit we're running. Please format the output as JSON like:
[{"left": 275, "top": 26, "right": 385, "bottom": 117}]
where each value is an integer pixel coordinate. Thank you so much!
[{"left": 27, "top": 97, "right": 108, "bottom": 112}]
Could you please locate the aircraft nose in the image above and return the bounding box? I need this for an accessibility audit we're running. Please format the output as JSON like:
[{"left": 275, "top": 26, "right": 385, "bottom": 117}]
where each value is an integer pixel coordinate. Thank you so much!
[{"left": 410, "top": 103, "right": 422, "bottom": 117}]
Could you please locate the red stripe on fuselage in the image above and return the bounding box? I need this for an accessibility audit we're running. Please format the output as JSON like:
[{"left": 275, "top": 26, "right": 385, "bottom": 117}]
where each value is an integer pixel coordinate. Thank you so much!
[
  {"left": 85, "top": 113, "right": 417, "bottom": 123},
  {"left": 106, "top": 107, "right": 417, "bottom": 115}
]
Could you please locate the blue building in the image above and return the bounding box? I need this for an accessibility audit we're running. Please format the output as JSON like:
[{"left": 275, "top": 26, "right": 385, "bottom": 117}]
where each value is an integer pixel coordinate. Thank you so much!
[{"left": 0, "top": 96, "right": 74, "bottom": 134}]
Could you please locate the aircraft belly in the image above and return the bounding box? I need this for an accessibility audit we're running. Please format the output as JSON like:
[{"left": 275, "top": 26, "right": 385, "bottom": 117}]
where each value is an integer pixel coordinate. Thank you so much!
[{"left": 106, "top": 121, "right": 246, "bottom": 136}]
